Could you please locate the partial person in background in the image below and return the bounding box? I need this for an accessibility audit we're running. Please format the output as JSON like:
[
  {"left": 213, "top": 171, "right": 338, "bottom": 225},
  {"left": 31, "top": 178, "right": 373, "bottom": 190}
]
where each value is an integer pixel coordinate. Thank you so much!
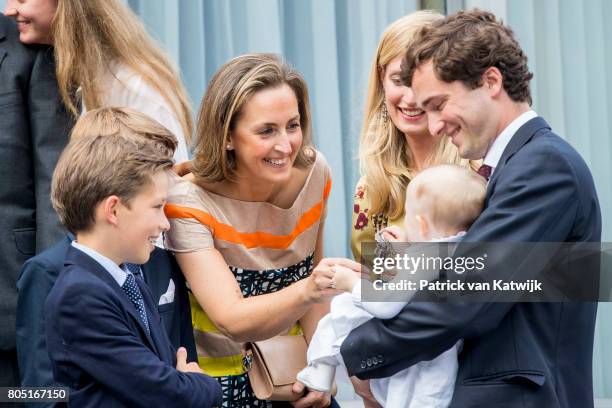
[
  {"left": 0, "top": 13, "right": 73, "bottom": 388},
  {"left": 4, "top": 0, "right": 193, "bottom": 162},
  {"left": 16, "top": 108, "right": 197, "bottom": 403},
  {"left": 349, "top": 10, "right": 472, "bottom": 406},
  {"left": 164, "top": 53, "right": 355, "bottom": 408}
]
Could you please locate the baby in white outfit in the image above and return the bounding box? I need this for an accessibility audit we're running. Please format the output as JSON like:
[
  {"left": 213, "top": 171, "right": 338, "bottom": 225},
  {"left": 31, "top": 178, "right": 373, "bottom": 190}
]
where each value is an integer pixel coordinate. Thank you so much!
[{"left": 297, "top": 164, "right": 487, "bottom": 408}]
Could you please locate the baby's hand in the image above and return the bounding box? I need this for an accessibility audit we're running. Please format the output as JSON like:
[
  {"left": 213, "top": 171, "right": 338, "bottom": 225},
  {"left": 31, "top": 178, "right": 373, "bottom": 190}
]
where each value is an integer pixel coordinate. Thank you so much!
[
  {"left": 332, "top": 265, "right": 360, "bottom": 293},
  {"left": 380, "top": 226, "right": 406, "bottom": 242}
]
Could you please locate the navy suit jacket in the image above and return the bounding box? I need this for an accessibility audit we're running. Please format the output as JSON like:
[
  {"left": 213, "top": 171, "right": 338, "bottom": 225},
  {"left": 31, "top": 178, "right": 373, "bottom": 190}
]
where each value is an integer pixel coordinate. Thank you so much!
[
  {"left": 341, "top": 117, "right": 601, "bottom": 408},
  {"left": 16, "top": 236, "right": 197, "bottom": 396},
  {"left": 44, "top": 245, "right": 220, "bottom": 408}
]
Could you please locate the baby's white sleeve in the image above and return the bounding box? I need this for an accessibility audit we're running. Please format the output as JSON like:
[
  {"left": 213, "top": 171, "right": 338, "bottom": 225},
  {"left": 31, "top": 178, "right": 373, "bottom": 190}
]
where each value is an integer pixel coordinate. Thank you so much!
[{"left": 351, "top": 282, "right": 408, "bottom": 319}]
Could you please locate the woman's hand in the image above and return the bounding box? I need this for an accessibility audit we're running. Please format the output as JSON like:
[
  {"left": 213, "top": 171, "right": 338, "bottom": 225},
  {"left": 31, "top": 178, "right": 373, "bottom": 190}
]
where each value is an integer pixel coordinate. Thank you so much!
[
  {"left": 305, "top": 258, "right": 362, "bottom": 303},
  {"left": 291, "top": 381, "right": 331, "bottom": 408},
  {"left": 172, "top": 159, "right": 193, "bottom": 176}
]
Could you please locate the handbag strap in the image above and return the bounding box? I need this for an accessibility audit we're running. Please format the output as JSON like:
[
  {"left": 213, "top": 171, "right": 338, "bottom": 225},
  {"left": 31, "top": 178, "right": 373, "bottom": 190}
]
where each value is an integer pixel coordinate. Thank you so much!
[{"left": 242, "top": 346, "right": 253, "bottom": 372}]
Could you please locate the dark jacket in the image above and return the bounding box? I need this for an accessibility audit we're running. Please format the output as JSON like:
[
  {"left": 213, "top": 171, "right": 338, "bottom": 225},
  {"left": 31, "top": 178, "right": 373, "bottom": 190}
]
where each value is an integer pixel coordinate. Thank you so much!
[
  {"left": 17, "top": 237, "right": 198, "bottom": 404},
  {"left": 0, "top": 15, "right": 73, "bottom": 357},
  {"left": 45, "top": 245, "right": 221, "bottom": 408}
]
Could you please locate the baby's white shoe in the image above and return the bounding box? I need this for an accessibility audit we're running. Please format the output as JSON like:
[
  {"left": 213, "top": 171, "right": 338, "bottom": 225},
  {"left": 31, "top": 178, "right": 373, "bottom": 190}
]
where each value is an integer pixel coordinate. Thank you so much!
[{"left": 296, "top": 363, "right": 336, "bottom": 392}]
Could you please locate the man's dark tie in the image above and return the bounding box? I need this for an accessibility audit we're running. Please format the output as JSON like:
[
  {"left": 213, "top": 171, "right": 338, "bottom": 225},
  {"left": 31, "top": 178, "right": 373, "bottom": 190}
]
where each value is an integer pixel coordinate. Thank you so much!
[
  {"left": 477, "top": 164, "right": 493, "bottom": 181},
  {"left": 121, "top": 273, "right": 150, "bottom": 334}
]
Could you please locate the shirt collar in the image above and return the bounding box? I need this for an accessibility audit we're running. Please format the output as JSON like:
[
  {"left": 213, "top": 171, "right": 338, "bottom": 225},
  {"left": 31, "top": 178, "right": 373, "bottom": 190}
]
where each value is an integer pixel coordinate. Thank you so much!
[
  {"left": 429, "top": 231, "right": 466, "bottom": 242},
  {"left": 71, "top": 241, "right": 129, "bottom": 286},
  {"left": 483, "top": 110, "right": 538, "bottom": 172}
]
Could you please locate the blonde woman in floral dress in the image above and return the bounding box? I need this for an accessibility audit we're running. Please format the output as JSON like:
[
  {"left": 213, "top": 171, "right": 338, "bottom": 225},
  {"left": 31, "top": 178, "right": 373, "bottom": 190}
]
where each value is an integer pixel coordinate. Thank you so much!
[{"left": 351, "top": 11, "right": 474, "bottom": 262}]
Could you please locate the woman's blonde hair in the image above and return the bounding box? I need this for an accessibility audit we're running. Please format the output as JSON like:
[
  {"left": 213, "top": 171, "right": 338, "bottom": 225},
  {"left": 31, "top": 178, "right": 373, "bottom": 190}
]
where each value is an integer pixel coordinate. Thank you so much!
[
  {"left": 52, "top": 0, "right": 193, "bottom": 143},
  {"left": 360, "top": 10, "right": 470, "bottom": 219},
  {"left": 192, "top": 53, "right": 315, "bottom": 182}
]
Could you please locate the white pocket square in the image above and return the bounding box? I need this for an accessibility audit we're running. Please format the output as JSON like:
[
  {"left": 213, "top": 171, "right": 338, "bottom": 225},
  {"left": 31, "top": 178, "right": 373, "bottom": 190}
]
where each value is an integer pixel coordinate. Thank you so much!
[{"left": 158, "top": 279, "right": 175, "bottom": 305}]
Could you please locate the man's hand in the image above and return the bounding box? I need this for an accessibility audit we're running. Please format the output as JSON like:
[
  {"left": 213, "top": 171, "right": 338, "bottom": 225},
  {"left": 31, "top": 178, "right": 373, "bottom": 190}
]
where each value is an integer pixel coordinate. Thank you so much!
[
  {"left": 176, "top": 347, "right": 203, "bottom": 373},
  {"left": 291, "top": 381, "right": 331, "bottom": 408},
  {"left": 350, "top": 377, "right": 381, "bottom": 408}
]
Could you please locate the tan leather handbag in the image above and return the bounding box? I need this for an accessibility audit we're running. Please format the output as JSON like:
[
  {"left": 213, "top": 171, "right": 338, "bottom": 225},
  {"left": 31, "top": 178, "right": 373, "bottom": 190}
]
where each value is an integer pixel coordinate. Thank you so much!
[{"left": 243, "top": 335, "right": 307, "bottom": 401}]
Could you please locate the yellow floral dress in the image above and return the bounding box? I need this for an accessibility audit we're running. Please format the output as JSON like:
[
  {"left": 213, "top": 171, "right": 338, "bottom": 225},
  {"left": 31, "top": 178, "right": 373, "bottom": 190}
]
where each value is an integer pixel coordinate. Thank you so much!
[{"left": 350, "top": 176, "right": 404, "bottom": 261}]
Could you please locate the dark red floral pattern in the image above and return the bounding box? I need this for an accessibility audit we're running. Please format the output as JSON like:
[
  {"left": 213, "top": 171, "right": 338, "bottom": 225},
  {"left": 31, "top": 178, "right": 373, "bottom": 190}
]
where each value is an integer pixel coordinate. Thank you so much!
[
  {"left": 353, "top": 184, "right": 390, "bottom": 232},
  {"left": 353, "top": 186, "right": 369, "bottom": 230},
  {"left": 354, "top": 211, "right": 369, "bottom": 230}
]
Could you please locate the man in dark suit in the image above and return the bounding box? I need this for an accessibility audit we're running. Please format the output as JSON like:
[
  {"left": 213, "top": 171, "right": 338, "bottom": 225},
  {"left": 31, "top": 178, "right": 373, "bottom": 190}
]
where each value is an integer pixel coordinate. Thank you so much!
[
  {"left": 0, "top": 14, "right": 73, "bottom": 387},
  {"left": 16, "top": 236, "right": 197, "bottom": 398},
  {"left": 341, "top": 10, "right": 601, "bottom": 408}
]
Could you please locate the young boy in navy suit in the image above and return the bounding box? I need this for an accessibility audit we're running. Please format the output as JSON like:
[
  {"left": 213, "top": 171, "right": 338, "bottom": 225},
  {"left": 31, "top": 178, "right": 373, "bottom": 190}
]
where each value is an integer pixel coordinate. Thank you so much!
[
  {"left": 17, "top": 108, "right": 196, "bottom": 397},
  {"left": 45, "top": 107, "right": 221, "bottom": 407}
]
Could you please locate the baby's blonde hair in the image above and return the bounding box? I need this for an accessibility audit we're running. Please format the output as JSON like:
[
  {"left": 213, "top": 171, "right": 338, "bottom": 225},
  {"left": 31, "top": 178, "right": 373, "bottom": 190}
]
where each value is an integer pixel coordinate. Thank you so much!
[{"left": 406, "top": 165, "right": 486, "bottom": 233}]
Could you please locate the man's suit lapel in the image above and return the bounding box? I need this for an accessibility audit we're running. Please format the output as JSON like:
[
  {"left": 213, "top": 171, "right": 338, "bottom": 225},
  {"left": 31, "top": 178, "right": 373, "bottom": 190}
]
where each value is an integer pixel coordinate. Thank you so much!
[
  {"left": 488, "top": 116, "right": 552, "bottom": 187},
  {"left": 136, "top": 278, "right": 169, "bottom": 360},
  {"left": 64, "top": 246, "right": 158, "bottom": 350}
]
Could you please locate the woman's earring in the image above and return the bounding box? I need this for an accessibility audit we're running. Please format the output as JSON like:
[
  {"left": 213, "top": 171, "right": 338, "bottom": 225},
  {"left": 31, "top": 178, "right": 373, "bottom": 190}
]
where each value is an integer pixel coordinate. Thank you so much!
[
  {"left": 226, "top": 144, "right": 233, "bottom": 150},
  {"left": 380, "top": 103, "right": 389, "bottom": 123}
]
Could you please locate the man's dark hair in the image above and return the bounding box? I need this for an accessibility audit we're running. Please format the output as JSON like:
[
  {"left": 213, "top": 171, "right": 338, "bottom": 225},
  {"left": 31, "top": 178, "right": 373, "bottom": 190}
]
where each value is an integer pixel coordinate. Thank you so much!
[{"left": 401, "top": 9, "right": 533, "bottom": 104}]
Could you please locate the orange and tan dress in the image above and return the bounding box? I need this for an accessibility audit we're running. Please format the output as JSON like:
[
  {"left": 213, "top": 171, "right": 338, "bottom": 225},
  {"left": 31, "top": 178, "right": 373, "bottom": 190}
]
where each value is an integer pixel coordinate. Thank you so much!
[{"left": 164, "top": 152, "right": 331, "bottom": 408}]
